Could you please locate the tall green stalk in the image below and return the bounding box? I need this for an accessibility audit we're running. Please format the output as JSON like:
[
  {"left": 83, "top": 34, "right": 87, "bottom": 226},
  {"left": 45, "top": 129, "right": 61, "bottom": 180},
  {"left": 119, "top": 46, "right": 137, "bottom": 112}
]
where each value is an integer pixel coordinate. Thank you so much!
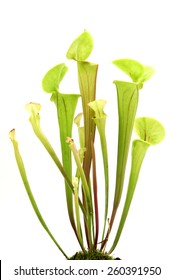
[
  {"left": 101, "top": 81, "right": 139, "bottom": 249},
  {"left": 52, "top": 92, "right": 80, "bottom": 233},
  {"left": 42, "top": 64, "right": 80, "bottom": 236},
  {"left": 109, "top": 117, "right": 165, "bottom": 253},
  {"left": 88, "top": 100, "right": 109, "bottom": 241},
  {"left": 112, "top": 81, "right": 139, "bottom": 216},
  {"left": 66, "top": 137, "right": 93, "bottom": 249},
  {"left": 9, "top": 129, "right": 69, "bottom": 260},
  {"left": 109, "top": 139, "right": 149, "bottom": 253},
  {"left": 66, "top": 31, "right": 98, "bottom": 246},
  {"left": 73, "top": 177, "right": 85, "bottom": 252},
  {"left": 90, "top": 139, "right": 99, "bottom": 249},
  {"left": 25, "top": 103, "right": 86, "bottom": 221},
  {"left": 77, "top": 62, "right": 98, "bottom": 181}
]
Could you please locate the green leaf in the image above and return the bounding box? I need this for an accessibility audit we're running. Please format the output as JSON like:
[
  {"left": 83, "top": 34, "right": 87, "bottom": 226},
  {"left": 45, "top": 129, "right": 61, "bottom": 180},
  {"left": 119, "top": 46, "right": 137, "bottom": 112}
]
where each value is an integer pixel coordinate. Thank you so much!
[
  {"left": 25, "top": 102, "right": 87, "bottom": 233},
  {"left": 109, "top": 117, "right": 165, "bottom": 253},
  {"left": 52, "top": 93, "right": 80, "bottom": 150},
  {"left": 113, "top": 81, "right": 139, "bottom": 210},
  {"left": 9, "top": 129, "right": 69, "bottom": 259},
  {"left": 77, "top": 61, "right": 98, "bottom": 183},
  {"left": 90, "top": 139, "right": 99, "bottom": 249},
  {"left": 113, "top": 59, "right": 144, "bottom": 82},
  {"left": 74, "top": 113, "right": 83, "bottom": 128},
  {"left": 42, "top": 63, "right": 68, "bottom": 93},
  {"left": 88, "top": 100, "right": 108, "bottom": 240},
  {"left": 73, "top": 177, "right": 85, "bottom": 252},
  {"left": 134, "top": 117, "right": 165, "bottom": 145},
  {"left": 51, "top": 92, "right": 80, "bottom": 234},
  {"left": 109, "top": 139, "right": 150, "bottom": 253},
  {"left": 25, "top": 103, "right": 72, "bottom": 187},
  {"left": 112, "top": 59, "right": 155, "bottom": 84},
  {"left": 66, "top": 31, "right": 94, "bottom": 61},
  {"left": 101, "top": 81, "right": 139, "bottom": 250},
  {"left": 42, "top": 63, "right": 81, "bottom": 231},
  {"left": 74, "top": 113, "right": 85, "bottom": 153},
  {"left": 88, "top": 99, "right": 107, "bottom": 118},
  {"left": 26, "top": 102, "right": 41, "bottom": 113},
  {"left": 66, "top": 137, "right": 93, "bottom": 248},
  {"left": 138, "top": 65, "right": 155, "bottom": 83},
  {"left": 66, "top": 33, "right": 99, "bottom": 247}
]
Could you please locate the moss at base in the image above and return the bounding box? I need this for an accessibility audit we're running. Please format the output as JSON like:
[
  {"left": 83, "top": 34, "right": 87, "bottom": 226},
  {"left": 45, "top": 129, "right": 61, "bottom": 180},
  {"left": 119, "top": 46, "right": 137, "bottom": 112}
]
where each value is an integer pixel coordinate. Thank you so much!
[{"left": 69, "top": 250, "right": 118, "bottom": 260}]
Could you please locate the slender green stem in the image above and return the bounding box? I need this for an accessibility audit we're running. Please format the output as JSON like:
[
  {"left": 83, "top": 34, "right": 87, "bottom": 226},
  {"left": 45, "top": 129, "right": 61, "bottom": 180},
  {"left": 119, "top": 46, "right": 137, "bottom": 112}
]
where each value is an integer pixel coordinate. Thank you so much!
[
  {"left": 101, "top": 81, "right": 139, "bottom": 250},
  {"left": 26, "top": 105, "right": 86, "bottom": 221},
  {"left": 88, "top": 100, "right": 109, "bottom": 245},
  {"left": 51, "top": 93, "right": 80, "bottom": 237},
  {"left": 96, "top": 118, "right": 109, "bottom": 241},
  {"left": 77, "top": 63, "right": 97, "bottom": 248},
  {"left": 91, "top": 139, "right": 99, "bottom": 249},
  {"left": 109, "top": 140, "right": 149, "bottom": 253},
  {"left": 67, "top": 32, "right": 97, "bottom": 247},
  {"left": 78, "top": 126, "right": 85, "bottom": 149},
  {"left": 9, "top": 129, "right": 69, "bottom": 259},
  {"left": 66, "top": 137, "right": 93, "bottom": 249},
  {"left": 73, "top": 177, "right": 85, "bottom": 252},
  {"left": 42, "top": 64, "right": 80, "bottom": 239},
  {"left": 74, "top": 115, "right": 85, "bottom": 179},
  {"left": 77, "top": 62, "right": 98, "bottom": 183}
]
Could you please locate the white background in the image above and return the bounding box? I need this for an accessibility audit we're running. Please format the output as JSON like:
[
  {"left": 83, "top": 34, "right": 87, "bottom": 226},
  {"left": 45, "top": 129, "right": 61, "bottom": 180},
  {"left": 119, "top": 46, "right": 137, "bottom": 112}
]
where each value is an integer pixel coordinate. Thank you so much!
[{"left": 0, "top": 0, "right": 173, "bottom": 278}]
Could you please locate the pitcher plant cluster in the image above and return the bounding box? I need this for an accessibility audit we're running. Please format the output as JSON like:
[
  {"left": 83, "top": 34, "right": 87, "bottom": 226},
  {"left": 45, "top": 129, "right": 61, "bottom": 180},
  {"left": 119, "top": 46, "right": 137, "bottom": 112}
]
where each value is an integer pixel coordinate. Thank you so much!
[{"left": 9, "top": 31, "right": 165, "bottom": 259}]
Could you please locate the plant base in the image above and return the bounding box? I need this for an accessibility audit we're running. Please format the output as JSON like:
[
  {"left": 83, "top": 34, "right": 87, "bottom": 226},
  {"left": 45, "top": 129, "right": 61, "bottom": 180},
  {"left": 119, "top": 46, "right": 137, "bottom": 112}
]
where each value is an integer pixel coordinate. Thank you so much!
[{"left": 69, "top": 250, "right": 121, "bottom": 260}]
